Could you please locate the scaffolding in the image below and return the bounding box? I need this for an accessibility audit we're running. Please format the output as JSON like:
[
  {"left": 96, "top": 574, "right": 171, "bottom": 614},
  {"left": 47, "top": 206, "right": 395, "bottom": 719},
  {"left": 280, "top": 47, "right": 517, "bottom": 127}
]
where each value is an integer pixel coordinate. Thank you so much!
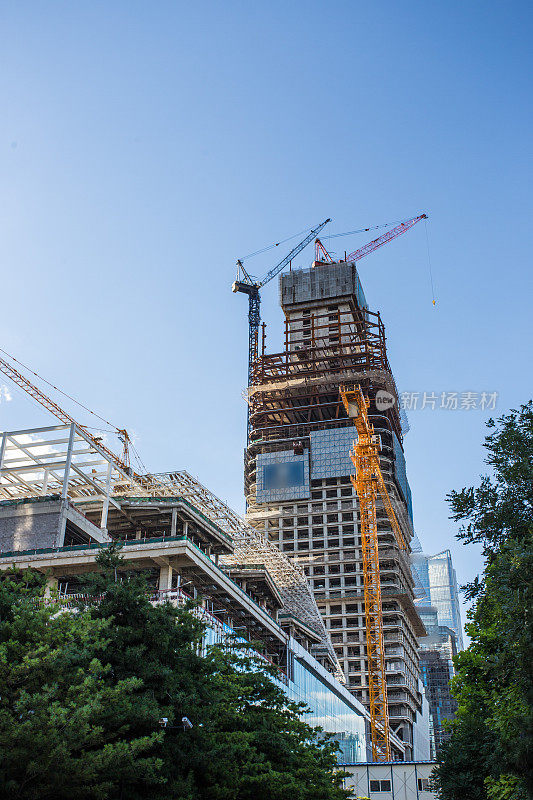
[
  {"left": 0, "top": 426, "right": 342, "bottom": 681},
  {"left": 146, "top": 471, "right": 344, "bottom": 680}
]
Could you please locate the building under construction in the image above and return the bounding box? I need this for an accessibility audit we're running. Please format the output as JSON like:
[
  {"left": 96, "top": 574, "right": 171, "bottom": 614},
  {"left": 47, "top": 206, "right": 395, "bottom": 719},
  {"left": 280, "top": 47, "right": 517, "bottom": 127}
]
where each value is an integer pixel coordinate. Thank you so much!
[
  {"left": 243, "top": 256, "right": 427, "bottom": 759},
  {"left": 0, "top": 420, "right": 379, "bottom": 763}
]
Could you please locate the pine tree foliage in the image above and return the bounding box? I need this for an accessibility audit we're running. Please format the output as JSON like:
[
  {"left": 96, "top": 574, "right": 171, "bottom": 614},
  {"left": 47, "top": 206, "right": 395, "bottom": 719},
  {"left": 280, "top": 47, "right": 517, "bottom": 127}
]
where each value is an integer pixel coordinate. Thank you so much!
[{"left": 0, "top": 547, "right": 349, "bottom": 799}]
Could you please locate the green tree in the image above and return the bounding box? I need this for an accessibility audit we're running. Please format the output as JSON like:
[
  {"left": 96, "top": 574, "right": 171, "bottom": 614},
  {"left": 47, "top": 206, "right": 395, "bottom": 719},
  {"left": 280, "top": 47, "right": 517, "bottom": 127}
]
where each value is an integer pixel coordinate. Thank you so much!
[
  {"left": 0, "top": 547, "right": 349, "bottom": 799},
  {"left": 83, "top": 546, "right": 349, "bottom": 800},
  {"left": 0, "top": 568, "right": 163, "bottom": 799},
  {"left": 433, "top": 402, "right": 533, "bottom": 799}
]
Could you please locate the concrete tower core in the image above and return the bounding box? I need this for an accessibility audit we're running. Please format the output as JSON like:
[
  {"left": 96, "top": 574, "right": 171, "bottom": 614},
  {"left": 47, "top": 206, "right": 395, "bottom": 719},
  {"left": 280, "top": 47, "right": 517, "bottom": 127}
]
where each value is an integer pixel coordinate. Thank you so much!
[{"left": 244, "top": 258, "right": 426, "bottom": 760}]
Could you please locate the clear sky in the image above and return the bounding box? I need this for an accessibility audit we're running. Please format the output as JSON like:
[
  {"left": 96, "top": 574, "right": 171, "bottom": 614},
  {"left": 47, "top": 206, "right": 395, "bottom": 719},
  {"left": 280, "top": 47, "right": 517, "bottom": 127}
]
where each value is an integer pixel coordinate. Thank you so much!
[{"left": 1, "top": 1, "right": 532, "bottom": 631}]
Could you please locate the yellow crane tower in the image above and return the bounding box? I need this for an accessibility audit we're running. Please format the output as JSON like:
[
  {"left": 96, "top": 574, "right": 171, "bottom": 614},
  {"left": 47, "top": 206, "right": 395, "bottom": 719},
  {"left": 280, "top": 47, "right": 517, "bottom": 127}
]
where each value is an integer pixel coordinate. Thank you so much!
[{"left": 340, "top": 385, "right": 408, "bottom": 762}]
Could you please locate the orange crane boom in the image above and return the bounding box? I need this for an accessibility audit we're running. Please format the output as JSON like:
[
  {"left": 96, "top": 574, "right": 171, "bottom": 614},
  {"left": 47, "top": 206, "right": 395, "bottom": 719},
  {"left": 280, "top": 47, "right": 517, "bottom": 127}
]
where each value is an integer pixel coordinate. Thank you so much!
[{"left": 340, "top": 384, "right": 409, "bottom": 761}]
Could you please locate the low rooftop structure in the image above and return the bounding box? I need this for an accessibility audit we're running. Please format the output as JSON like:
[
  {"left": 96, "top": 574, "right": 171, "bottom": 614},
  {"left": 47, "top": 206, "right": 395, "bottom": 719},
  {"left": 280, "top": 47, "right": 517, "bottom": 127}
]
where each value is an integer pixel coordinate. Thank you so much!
[{"left": 0, "top": 423, "right": 342, "bottom": 675}]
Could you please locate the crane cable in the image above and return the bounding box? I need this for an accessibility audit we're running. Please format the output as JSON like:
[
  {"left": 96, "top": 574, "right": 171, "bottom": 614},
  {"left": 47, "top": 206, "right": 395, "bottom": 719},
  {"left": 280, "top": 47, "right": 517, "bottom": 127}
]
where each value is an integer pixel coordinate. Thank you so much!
[
  {"left": 321, "top": 220, "right": 398, "bottom": 240},
  {"left": 0, "top": 346, "right": 117, "bottom": 432},
  {"left": 240, "top": 225, "right": 312, "bottom": 262},
  {"left": 240, "top": 215, "right": 419, "bottom": 263},
  {"left": 424, "top": 218, "right": 437, "bottom": 306}
]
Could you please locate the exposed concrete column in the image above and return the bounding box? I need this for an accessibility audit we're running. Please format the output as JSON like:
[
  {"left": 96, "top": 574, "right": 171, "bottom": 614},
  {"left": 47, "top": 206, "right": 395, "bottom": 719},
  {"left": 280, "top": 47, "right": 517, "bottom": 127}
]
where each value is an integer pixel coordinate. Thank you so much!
[
  {"left": 135, "top": 529, "right": 142, "bottom": 540},
  {"left": 159, "top": 562, "right": 173, "bottom": 592},
  {"left": 183, "top": 520, "right": 189, "bottom": 539},
  {"left": 171, "top": 507, "right": 177, "bottom": 538},
  {"left": 42, "top": 469, "right": 50, "bottom": 495},
  {"left": 100, "top": 461, "right": 113, "bottom": 532},
  {"left": 44, "top": 575, "right": 58, "bottom": 598}
]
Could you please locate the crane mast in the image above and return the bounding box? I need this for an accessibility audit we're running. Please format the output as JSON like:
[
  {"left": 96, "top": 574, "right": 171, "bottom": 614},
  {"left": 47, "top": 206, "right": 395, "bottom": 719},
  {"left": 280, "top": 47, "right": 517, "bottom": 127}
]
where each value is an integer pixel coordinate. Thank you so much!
[
  {"left": 340, "top": 385, "right": 409, "bottom": 762},
  {"left": 232, "top": 218, "right": 331, "bottom": 388}
]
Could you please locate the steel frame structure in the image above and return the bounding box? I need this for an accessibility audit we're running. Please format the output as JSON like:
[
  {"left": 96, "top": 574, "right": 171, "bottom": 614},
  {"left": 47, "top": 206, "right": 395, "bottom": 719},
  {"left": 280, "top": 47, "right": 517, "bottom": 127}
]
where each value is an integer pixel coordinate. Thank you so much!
[
  {"left": 0, "top": 424, "right": 137, "bottom": 505},
  {"left": 146, "top": 470, "right": 344, "bottom": 680},
  {"left": 0, "top": 423, "right": 342, "bottom": 680}
]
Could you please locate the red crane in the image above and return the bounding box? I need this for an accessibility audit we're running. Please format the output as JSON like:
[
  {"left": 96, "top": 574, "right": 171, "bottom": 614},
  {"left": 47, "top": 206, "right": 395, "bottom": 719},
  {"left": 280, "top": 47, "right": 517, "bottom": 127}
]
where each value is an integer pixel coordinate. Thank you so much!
[{"left": 315, "top": 213, "right": 427, "bottom": 266}]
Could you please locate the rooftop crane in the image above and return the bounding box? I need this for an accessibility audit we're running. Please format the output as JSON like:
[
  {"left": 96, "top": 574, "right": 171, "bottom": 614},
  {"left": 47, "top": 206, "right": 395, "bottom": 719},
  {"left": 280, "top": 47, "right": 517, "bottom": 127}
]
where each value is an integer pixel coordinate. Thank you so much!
[
  {"left": 232, "top": 218, "right": 331, "bottom": 387},
  {"left": 340, "top": 384, "right": 409, "bottom": 762},
  {"left": 0, "top": 352, "right": 144, "bottom": 488},
  {"left": 314, "top": 213, "right": 427, "bottom": 267}
]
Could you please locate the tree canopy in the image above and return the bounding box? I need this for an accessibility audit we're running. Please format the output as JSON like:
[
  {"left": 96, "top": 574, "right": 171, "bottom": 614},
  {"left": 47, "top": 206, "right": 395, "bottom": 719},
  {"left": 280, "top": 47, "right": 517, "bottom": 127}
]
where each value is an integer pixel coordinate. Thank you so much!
[
  {"left": 433, "top": 401, "right": 533, "bottom": 799},
  {"left": 0, "top": 548, "right": 349, "bottom": 799}
]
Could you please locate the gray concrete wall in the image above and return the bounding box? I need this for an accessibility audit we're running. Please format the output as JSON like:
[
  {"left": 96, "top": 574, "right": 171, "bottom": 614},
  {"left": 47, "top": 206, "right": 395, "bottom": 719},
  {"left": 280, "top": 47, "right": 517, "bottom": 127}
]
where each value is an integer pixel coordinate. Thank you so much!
[
  {"left": 0, "top": 499, "right": 62, "bottom": 552},
  {"left": 280, "top": 262, "right": 366, "bottom": 308}
]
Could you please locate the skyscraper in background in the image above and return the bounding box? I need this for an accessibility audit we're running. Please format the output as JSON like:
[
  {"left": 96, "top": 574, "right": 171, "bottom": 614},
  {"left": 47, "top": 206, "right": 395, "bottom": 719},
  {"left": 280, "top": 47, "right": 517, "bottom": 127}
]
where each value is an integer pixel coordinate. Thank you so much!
[
  {"left": 411, "top": 542, "right": 464, "bottom": 756},
  {"left": 412, "top": 548, "right": 464, "bottom": 651}
]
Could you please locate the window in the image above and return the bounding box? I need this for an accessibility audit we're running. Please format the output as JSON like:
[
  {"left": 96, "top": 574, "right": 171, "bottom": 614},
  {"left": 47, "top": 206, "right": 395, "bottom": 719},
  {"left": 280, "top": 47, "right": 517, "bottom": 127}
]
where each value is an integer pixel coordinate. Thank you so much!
[
  {"left": 369, "top": 779, "right": 391, "bottom": 792},
  {"left": 418, "top": 778, "right": 431, "bottom": 791}
]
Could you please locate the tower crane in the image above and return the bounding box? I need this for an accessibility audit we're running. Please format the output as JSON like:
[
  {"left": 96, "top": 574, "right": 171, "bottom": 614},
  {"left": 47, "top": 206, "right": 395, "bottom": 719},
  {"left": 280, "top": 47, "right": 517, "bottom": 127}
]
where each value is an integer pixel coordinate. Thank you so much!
[
  {"left": 314, "top": 213, "right": 427, "bottom": 266},
  {"left": 232, "top": 218, "right": 331, "bottom": 387},
  {"left": 0, "top": 352, "right": 146, "bottom": 488},
  {"left": 340, "top": 384, "right": 409, "bottom": 762}
]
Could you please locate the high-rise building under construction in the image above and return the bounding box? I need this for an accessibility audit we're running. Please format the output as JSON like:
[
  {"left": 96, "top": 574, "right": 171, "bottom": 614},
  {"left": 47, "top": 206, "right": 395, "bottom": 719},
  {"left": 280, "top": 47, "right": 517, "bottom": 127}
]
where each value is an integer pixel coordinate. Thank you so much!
[{"left": 243, "top": 257, "right": 426, "bottom": 760}]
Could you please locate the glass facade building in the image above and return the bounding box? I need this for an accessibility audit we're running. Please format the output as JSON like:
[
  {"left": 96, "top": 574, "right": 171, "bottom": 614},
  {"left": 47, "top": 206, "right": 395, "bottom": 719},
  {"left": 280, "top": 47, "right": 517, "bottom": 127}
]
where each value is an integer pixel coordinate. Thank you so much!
[
  {"left": 411, "top": 543, "right": 463, "bottom": 756},
  {"left": 412, "top": 548, "right": 464, "bottom": 651},
  {"left": 204, "top": 618, "right": 367, "bottom": 764}
]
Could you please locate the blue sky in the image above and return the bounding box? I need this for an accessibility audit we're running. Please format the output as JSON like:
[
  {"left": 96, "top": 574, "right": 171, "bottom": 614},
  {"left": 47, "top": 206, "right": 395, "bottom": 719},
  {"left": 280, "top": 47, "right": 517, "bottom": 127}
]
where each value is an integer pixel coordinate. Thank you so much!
[{"left": 1, "top": 1, "right": 532, "bottom": 629}]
